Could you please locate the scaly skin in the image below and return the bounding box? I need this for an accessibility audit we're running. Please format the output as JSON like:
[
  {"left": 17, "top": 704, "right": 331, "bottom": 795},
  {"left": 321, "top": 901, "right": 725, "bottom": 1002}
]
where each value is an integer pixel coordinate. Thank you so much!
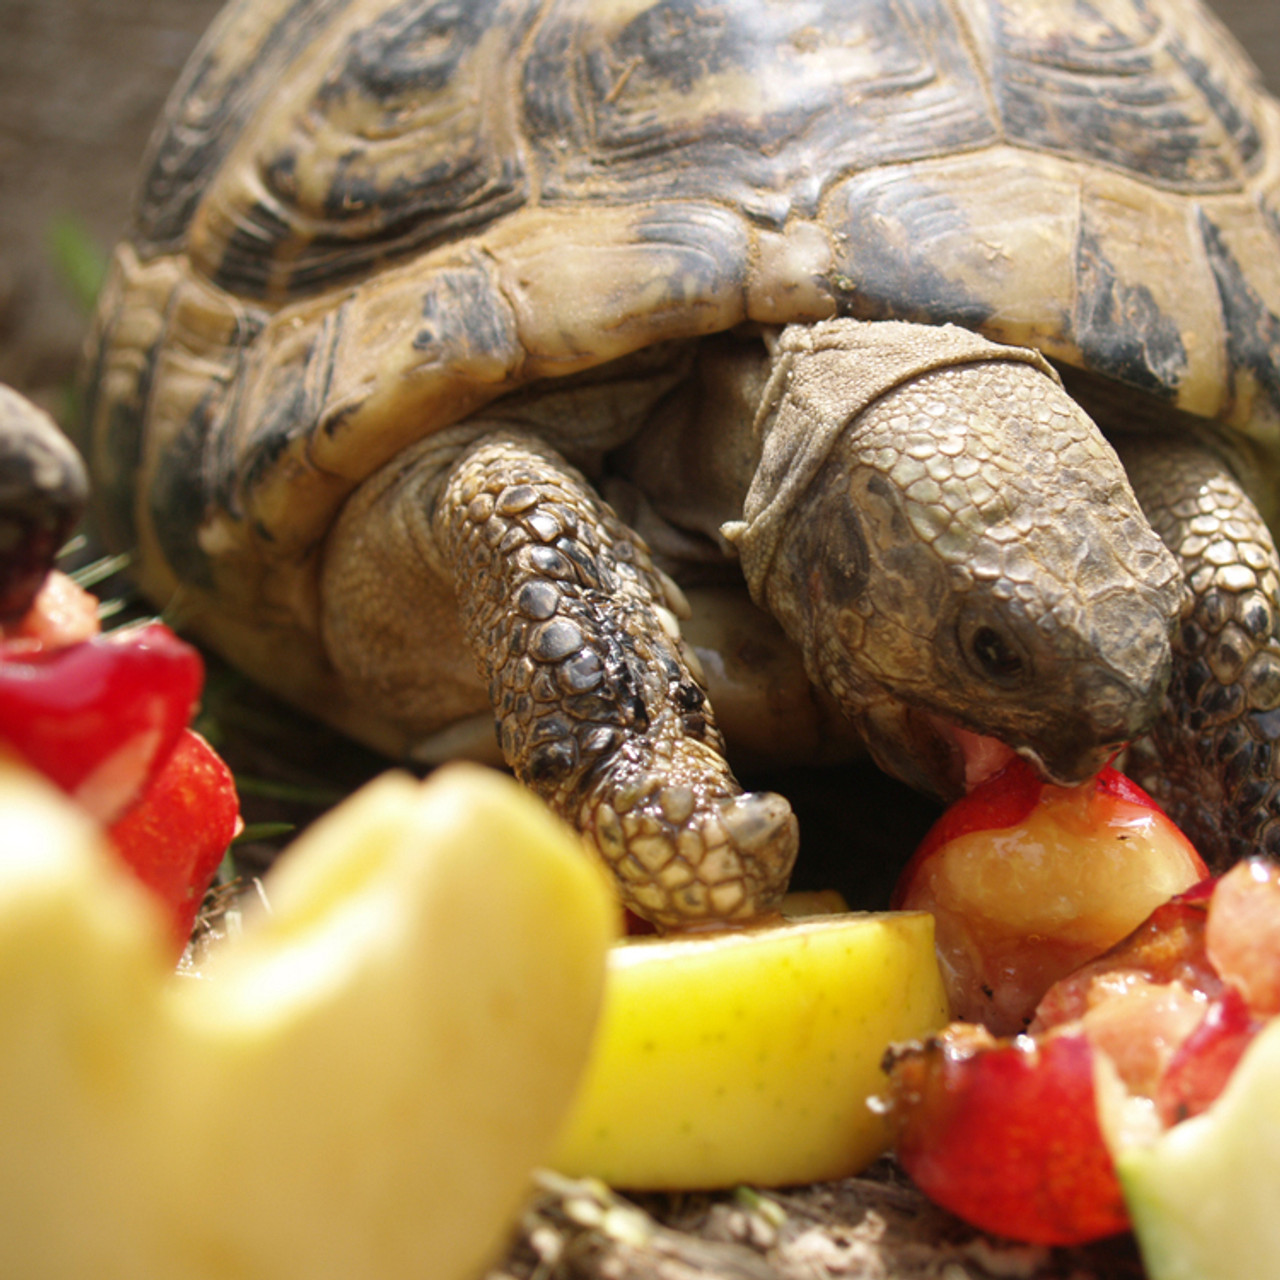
[
  {"left": 434, "top": 432, "right": 798, "bottom": 927},
  {"left": 1117, "top": 436, "right": 1280, "bottom": 868}
]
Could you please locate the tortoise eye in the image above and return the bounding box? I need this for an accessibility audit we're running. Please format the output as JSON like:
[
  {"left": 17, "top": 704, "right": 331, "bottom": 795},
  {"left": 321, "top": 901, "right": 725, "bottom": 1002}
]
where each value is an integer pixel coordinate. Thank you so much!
[{"left": 970, "top": 625, "right": 1025, "bottom": 683}]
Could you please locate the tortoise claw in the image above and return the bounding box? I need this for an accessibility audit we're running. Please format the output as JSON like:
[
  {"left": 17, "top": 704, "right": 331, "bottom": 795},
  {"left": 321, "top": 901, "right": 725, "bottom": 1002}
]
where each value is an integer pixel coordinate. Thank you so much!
[{"left": 588, "top": 781, "right": 798, "bottom": 930}]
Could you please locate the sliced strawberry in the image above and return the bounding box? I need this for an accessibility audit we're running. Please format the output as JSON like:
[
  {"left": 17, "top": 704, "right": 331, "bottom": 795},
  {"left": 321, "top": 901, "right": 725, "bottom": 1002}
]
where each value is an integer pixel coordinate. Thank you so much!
[
  {"left": 0, "top": 621, "right": 203, "bottom": 823},
  {"left": 107, "top": 728, "right": 241, "bottom": 953}
]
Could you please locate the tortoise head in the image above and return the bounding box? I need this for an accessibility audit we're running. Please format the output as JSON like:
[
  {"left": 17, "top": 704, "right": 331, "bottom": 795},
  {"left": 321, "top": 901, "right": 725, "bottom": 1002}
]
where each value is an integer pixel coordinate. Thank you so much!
[{"left": 727, "top": 320, "right": 1186, "bottom": 799}]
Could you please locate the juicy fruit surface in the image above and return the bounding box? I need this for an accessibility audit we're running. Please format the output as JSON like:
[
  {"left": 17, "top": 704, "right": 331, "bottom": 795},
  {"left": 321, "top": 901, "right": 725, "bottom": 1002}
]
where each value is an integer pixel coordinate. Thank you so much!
[
  {"left": 887, "top": 860, "right": 1280, "bottom": 1251},
  {"left": 550, "top": 911, "right": 948, "bottom": 1189},
  {"left": 0, "top": 762, "right": 613, "bottom": 1280},
  {"left": 105, "top": 728, "right": 241, "bottom": 954},
  {"left": 896, "top": 760, "right": 1207, "bottom": 1032},
  {"left": 888, "top": 1026, "right": 1129, "bottom": 1245},
  {"left": 0, "top": 621, "right": 203, "bottom": 824},
  {"left": 0, "top": 595, "right": 240, "bottom": 953}
]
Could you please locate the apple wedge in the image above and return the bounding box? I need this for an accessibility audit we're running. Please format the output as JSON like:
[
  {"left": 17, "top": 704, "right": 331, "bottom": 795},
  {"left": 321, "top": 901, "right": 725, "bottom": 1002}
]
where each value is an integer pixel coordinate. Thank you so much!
[
  {"left": 1117, "top": 1014, "right": 1280, "bottom": 1280},
  {"left": 0, "top": 761, "right": 614, "bottom": 1280},
  {"left": 550, "top": 910, "right": 948, "bottom": 1188}
]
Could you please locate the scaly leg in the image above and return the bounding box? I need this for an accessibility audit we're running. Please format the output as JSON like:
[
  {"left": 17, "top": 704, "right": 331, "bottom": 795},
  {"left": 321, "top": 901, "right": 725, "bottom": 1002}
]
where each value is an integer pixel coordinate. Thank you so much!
[
  {"left": 1116, "top": 435, "right": 1280, "bottom": 867},
  {"left": 434, "top": 431, "right": 798, "bottom": 928}
]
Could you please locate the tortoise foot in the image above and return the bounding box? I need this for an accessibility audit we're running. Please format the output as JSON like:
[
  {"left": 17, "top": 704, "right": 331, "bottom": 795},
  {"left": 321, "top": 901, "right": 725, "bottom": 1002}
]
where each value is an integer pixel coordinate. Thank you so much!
[
  {"left": 437, "top": 429, "right": 797, "bottom": 927},
  {"left": 582, "top": 759, "right": 798, "bottom": 929}
]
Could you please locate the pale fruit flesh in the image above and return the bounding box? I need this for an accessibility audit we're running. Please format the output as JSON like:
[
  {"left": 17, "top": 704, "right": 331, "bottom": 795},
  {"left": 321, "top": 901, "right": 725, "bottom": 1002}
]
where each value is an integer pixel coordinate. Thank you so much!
[
  {"left": 0, "top": 761, "right": 614, "bottom": 1280},
  {"left": 1118, "top": 1015, "right": 1280, "bottom": 1280}
]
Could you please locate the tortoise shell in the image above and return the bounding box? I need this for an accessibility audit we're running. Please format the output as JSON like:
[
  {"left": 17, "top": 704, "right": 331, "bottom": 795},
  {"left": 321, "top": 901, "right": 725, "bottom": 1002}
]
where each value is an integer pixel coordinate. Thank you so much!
[{"left": 85, "top": 0, "right": 1280, "bottom": 752}]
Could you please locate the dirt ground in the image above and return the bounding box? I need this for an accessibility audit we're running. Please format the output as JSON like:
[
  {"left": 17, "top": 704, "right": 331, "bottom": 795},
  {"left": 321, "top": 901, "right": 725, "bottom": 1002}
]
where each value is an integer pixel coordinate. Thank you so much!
[{"left": 1, "top": 0, "right": 1278, "bottom": 423}]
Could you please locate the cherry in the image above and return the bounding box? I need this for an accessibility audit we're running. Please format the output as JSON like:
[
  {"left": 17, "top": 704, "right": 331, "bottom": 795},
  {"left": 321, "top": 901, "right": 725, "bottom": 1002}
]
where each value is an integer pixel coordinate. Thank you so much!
[{"left": 0, "top": 622, "right": 203, "bottom": 824}]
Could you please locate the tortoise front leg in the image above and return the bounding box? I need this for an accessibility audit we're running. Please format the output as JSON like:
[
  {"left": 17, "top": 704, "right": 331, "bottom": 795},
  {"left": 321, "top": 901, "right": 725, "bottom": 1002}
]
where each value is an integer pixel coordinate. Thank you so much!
[
  {"left": 434, "top": 431, "right": 798, "bottom": 928},
  {"left": 1115, "top": 435, "right": 1280, "bottom": 867}
]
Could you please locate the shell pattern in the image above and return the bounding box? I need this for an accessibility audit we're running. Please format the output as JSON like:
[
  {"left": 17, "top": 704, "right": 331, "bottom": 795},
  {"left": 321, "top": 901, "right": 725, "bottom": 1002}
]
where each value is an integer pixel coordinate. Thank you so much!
[{"left": 85, "top": 0, "right": 1280, "bottom": 729}]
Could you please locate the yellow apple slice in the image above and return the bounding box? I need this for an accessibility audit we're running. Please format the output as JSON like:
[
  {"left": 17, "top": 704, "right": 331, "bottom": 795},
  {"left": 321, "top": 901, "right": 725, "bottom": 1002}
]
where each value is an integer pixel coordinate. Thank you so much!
[
  {"left": 549, "top": 911, "right": 948, "bottom": 1188},
  {"left": 0, "top": 761, "right": 614, "bottom": 1280}
]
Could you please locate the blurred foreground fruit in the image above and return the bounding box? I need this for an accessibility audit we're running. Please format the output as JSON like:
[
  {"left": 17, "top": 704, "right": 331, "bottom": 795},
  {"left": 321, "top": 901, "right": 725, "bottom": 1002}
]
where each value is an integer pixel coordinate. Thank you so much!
[
  {"left": 105, "top": 728, "right": 241, "bottom": 953},
  {"left": 1118, "top": 1016, "right": 1280, "bottom": 1280},
  {"left": 0, "top": 760, "right": 613, "bottom": 1280},
  {"left": 550, "top": 910, "right": 948, "bottom": 1188},
  {"left": 895, "top": 759, "right": 1207, "bottom": 1032},
  {"left": 0, "top": 620, "right": 203, "bottom": 824},
  {"left": 0, "top": 604, "right": 241, "bottom": 952}
]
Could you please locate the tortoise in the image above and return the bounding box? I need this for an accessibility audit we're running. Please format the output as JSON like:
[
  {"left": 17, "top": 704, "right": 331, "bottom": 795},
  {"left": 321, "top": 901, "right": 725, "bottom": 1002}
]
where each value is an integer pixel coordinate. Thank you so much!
[{"left": 84, "top": 0, "right": 1280, "bottom": 929}]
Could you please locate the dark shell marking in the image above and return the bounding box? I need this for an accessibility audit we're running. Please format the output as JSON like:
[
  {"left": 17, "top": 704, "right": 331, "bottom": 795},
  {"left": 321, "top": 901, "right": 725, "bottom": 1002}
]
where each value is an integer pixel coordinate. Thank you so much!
[{"left": 90, "top": 0, "right": 1280, "bottom": 590}]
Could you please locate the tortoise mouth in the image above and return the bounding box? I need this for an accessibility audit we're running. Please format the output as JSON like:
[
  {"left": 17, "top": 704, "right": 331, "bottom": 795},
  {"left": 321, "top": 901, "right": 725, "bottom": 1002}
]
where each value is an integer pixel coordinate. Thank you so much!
[
  {"left": 931, "top": 720, "right": 1019, "bottom": 792},
  {"left": 869, "top": 705, "right": 1124, "bottom": 801},
  {"left": 857, "top": 702, "right": 1011, "bottom": 800},
  {"left": 927, "top": 714, "right": 1128, "bottom": 795}
]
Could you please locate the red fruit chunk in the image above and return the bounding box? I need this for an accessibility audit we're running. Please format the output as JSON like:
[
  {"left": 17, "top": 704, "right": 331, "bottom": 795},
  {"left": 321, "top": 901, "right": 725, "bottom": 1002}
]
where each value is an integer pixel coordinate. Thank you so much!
[
  {"left": 887, "top": 1025, "right": 1129, "bottom": 1245},
  {"left": 0, "top": 621, "right": 203, "bottom": 823},
  {"left": 107, "top": 728, "right": 241, "bottom": 954},
  {"left": 895, "top": 759, "right": 1207, "bottom": 1033},
  {"left": 888, "top": 862, "right": 1280, "bottom": 1249},
  {"left": 1205, "top": 857, "right": 1280, "bottom": 1015},
  {"left": 1156, "top": 987, "right": 1263, "bottom": 1126},
  {"left": 1031, "top": 893, "right": 1220, "bottom": 1031},
  {"left": 904, "top": 757, "right": 1045, "bottom": 865}
]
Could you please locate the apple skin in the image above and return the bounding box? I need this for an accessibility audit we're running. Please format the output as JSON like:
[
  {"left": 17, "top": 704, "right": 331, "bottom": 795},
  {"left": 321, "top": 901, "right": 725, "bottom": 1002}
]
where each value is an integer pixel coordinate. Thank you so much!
[{"left": 551, "top": 910, "right": 948, "bottom": 1189}]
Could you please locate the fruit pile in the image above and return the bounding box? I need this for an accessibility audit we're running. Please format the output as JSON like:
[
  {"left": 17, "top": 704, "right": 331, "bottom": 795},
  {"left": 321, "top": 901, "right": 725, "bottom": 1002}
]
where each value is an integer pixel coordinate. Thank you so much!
[
  {"left": 1, "top": 570, "right": 240, "bottom": 954},
  {"left": 885, "top": 758, "right": 1280, "bottom": 1276}
]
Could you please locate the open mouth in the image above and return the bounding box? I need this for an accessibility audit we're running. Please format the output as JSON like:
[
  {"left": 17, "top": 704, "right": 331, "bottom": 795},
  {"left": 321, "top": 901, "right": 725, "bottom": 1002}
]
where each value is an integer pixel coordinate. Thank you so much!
[
  {"left": 921, "top": 721, "right": 1018, "bottom": 788},
  {"left": 924, "top": 714, "right": 1127, "bottom": 796}
]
